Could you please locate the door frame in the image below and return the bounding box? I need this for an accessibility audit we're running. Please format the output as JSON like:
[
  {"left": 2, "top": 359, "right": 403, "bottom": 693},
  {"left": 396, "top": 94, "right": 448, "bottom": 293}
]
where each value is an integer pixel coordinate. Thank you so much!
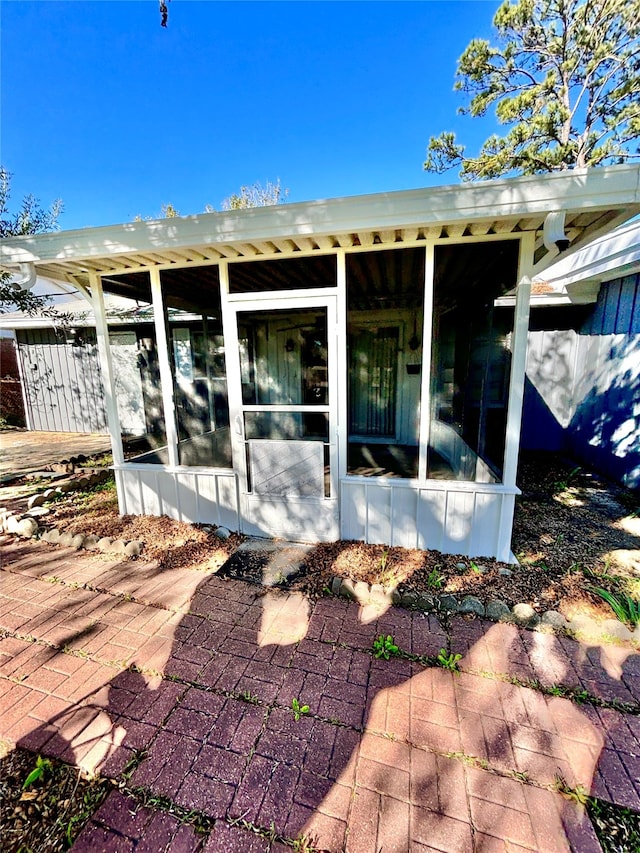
[{"left": 222, "top": 290, "right": 340, "bottom": 541}]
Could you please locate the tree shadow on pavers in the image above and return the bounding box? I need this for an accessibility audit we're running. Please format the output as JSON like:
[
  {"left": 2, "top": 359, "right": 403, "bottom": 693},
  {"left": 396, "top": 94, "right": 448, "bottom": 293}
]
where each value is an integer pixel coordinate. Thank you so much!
[{"left": 3, "top": 554, "right": 637, "bottom": 851}]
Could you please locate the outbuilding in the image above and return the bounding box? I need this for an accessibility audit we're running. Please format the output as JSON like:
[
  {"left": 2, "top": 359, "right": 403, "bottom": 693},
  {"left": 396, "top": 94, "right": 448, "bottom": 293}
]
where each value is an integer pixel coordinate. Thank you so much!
[{"left": 2, "top": 166, "right": 639, "bottom": 560}]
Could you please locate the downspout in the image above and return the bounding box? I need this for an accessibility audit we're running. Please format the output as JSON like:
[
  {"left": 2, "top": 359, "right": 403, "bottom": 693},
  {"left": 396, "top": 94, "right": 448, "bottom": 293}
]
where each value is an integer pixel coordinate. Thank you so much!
[{"left": 8, "top": 262, "right": 37, "bottom": 291}]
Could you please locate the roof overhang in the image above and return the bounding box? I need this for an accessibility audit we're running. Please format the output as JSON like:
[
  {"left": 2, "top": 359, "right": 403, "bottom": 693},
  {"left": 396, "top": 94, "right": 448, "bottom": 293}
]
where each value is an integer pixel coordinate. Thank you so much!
[{"left": 1, "top": 166, "right": 639, "bottom": 288}]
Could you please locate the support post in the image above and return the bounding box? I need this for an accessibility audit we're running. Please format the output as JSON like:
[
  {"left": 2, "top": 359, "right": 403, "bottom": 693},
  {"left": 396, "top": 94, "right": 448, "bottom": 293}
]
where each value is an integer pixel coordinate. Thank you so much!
[
  {"left": 418, "top": 243, "right": 435, "bottom": 481},
  {"left": 89, "top": 273, "right": 124, "bottom": 466},
  {"left": 149, "top": 268, "right": 179, "bottom": 468},
  {"left": 336, "top": 249, "right": 348, "bottom": 484}
]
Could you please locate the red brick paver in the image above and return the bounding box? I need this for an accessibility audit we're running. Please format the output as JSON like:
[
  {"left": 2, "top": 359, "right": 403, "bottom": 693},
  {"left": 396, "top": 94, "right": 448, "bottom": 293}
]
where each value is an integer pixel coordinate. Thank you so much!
[{"left": 1, "top": 537, "right": 638, "bottom": 850}]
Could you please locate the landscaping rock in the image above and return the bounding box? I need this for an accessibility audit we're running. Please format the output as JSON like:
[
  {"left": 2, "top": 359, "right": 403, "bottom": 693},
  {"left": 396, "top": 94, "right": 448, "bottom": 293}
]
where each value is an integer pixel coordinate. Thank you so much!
[
  {"left": 97, "top": 537, "right": 113, "bottom": 552},
  {"left": 56, "top": 482, "right": 73, "bottom": 494},
  {"left": 83, "top": 534, "right": 100, "bottom": 550},
  {"left": 27, "top": 493, "right": 46, "bottom": 509},
  {"left": 455, "top": 562, "right": 467, "bottom": 571},
  {"left": 498, "top": 568, "right": 513, "bottom": 577},
  {"left": 540, "top": 610, "right": 568, "bottom": 630},
  {"left": 339, "top": 578, "right": 357, "bottom": 601},
  {"left": 112, "top": 539, "right": 127, "bottom": 554},
  {"left": 568, "top": 613, "right": 599, "bottom": 637},
  {"left": 214, "top": 527, "right": 231, "bottom": 540},
  {"left": 124, "top": 541, "right": 143, "bottom": 558},
  {"left": 43, "top": 489, "right": 57, "bottom": 499},
  {"left": 400, "top": 590, "right": 418, "bottom": 608},
  {"left": 58, "top": 532, "right": 75, "bottom": 547},
  {"left": 600, "top": 618, "right": 632, "bottom": 642},
  {"left": 415, "top": 592, "right": 436, "bottom": 612},
  {"left": 331, "top": 576, "right": 343, "bottom": 596},
  {"left": 390, "top": 587, "right": 402, "bottom": 605},
  {"left": 486, "top": 599, "right": 511, "bottom": 621},
  {"left": 512, "top": 603, "right": 539, "bottom": 627},
  {"left": 71, "top": 534, "right": 86, "bottom": 550},
  {"left": 369, "top": 583, "right": 391, "bottom": 606},
  {"left": 13, "top": 517, "right": 39, "bottom": 539},
  {"left": 460, "top": 595, "right": 485, "bottom": 617},
  {"left": 354, "top": 580, "right": 370, "bottom": 603},
  {"left": 26, "top": 507, "right": 50, "bottom": 518},
  {"left": 438, "top": 594, "right": 459, "bottom": 612}
]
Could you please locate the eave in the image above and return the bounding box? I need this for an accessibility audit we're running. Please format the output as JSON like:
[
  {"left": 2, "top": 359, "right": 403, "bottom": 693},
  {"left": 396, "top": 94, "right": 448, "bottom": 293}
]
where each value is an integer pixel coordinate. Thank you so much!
[{"left": 1, "top": 165, "right": 639, "bottom": 286}]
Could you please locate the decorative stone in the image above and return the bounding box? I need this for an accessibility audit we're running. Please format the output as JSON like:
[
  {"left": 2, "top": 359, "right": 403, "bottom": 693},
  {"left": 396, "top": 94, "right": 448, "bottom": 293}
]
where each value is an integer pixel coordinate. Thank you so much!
[
  {"left": 568, "top": 613, "right": 599, "bottom": 637},
  {"left": 330, "top": 576, "right": 343, "bottom": 596},
  {"left": 71, "top": 534, "right": 86, "bottom": 550},
  {"left": 5, "top": 515, "right": 20, "bottom": 534},
  {"left": 14, "top": 518, "right": 39, "bottom": 539},
  {"left": 460, "top": 595, "right": 485, "bottom": 617},
  {"left": 455, "top": 562, "right": 467, "bottom": 571},
  {"left": 59, "top": 531, "right": 75, "bottom": 547},
  {"left": 27, "top": 493, "right": 46, "bottom": 509},
  {"left": 391, "top": 587, "right": 402, "bottom": 605},
  {"left": 43, "top": 489, "right": 57, "bottom": 499},
  {"left": 370, "top": 583, "right": 391, "bottom": 606},
  {"left": 353, "top": 581, "right": 370, "bottom": 603},
  {"left": 214, "top": 526, "right": 231, "bottom": 540},
  {"left": 57, "top": 482, "right": 73, "bottom": 494},
  {"left": 438, "top": 594, "right": 459, "bottom": 612},
  {"left": 97, "top": 537, "right": 113, "bottom": 552},
  {"left": 486, "top": 599, "right": 511, "bottom": 621},
  {"left": 600, "top": 618, "right": 632, "bottom": 642},
  {"left": 499, "top": 568, "right": 513, "bottom": 577},
  {"left": 124, "top": 540, "right": 142, "bottom": 558},
  {"left": 512, "top": 603, "right": 539, "bottom": 627},
  {"left": 48, "top": 528, "right": 61, "bottom": 543},
  {"left": 540, "top": 610, "right": 568, "bottom": 630},
  {"left": 83, "top": 534, "right": 100, "bottom": 550},
  {"left": 77, "top": 476, "right": 90, "bottom": 488},
  {"left": 415, "top": 592, "right": 436, "bottom": 612},
  {"left": 400, "top": 590, "right": 418, "bottom": 608},
  {"left": 26, "top": 507, "right": 50, "bottom": 518},
  {"left": 474, "top": 564, "right": 490, "bottom": 574},
  {"left": 112, "top": 539, "right": 127, "bottom": 553},
  {"left": 339, "top": 577, "right": 357, "bottom": 601}
]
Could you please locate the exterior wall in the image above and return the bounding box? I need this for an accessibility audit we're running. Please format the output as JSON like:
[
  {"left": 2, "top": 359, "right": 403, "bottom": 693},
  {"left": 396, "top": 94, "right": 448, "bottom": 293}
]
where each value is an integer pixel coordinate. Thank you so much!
[
  {"left": 522, "top": 273, "right": 640, "bottom": 489},
  {"left": 115, "top": 467, "right": 240, "bottom": 530},
  {"left": 340, "top": 478, "right": 516, "bottom": 560},
  {"left": 16, "top": 328, "right": 108, "bottom": 433}
]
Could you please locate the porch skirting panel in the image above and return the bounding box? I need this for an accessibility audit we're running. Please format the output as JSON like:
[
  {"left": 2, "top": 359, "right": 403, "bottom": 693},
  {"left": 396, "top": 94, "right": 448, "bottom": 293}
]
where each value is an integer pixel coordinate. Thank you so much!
[
  {"left": 340, "top": 479, "right": 518, "bottom": 562},
  {"left": 114, "top": 467, "right": 240, "bottom": 531}
]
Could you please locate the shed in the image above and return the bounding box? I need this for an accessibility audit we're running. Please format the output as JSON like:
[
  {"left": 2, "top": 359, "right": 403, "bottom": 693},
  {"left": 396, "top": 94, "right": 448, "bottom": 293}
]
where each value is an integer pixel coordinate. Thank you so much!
[{"left": 2, "top": 166, "right": 639, "bottom": 560}]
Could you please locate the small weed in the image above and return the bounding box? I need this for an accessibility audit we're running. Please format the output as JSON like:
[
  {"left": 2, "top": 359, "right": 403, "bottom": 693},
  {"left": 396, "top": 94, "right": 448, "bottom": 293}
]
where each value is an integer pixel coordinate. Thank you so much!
[
  {"left": 372, "top": 634, "right": 400, "bottom": 660},
  {"left": 469, "top": 561, "right": 481, "bottom": 574},
  {"left": 426, "top": 567, "right": 445, "bottom": 590},
  {"left": 554, "top": 774, "right": 589, "bottom": 805},
  {"left": 22, "top": 755, "right": 53, "bottom": 789},
  {"left": 291, "top": 697, "right": 310, "bottom": 721},
  {"left": 322, "top": 586, "right": 333, "bottom": 595},
  {"left": 240, "top": 689, "right": 259, "bottom": 704},
  {"left": 512, "top": 770, "right": 530, "bottom": 783},
  {"left": 436, "top": 648, "right": 462, "bottom": 673},
  {"left": 379, "top": 549, "right": 389, "bottom": 571},
  {"left": 292, "top": 834, "right": 319, "bottom": 853},
  {"left": 592, "top": 587, "right": 640, "bottom": 627},
  {"left": 553, "top": 466, "right": 581, "bottom": 493}
]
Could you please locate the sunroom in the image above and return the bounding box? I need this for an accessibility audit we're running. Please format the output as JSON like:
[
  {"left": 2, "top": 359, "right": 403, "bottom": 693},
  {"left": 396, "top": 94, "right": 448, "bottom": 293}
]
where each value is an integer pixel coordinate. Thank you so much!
[{"left": 2, "top": 166, "right": 639, "bottom": 561}]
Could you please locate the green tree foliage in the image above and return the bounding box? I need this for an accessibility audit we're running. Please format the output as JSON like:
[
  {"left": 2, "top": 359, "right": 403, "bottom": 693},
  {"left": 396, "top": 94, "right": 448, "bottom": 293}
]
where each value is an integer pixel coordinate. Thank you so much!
[
  {"left": 425, "top": 0, "right": 640, "bottom": 180},
  {"left": 221, "top": 179, "right": 288, "bottom": 210},
  {"left": 0, "top": 168, "right": 63, "bottom": 314}
]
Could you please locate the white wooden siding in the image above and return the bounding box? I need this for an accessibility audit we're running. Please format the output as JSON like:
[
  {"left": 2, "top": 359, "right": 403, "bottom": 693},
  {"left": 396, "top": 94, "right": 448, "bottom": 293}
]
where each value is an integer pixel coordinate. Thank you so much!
[
  {"left": 115, "top": 467, "right": 240, "bottom": 530},
  {"left": 340, "top": 478, "right": 516, "bottom": 560}
]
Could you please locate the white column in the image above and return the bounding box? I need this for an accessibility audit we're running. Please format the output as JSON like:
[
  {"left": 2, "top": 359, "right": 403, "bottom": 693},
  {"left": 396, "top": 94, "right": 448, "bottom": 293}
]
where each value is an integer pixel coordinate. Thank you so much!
[
  {"left": 502, "top": 231, "right": 535, "bottom": 488},
  {"left": 417, "top": 243, "right": 435, "bottom": 481},
  {"left": 89, "top": 273, "right": 124, "bottom": 466},
  {"left": 336, "top": 249, "right": 348, "bottom": 483},
  {"left": 218, "top": 261, "right": 247, "bottom": 485},
  {"left": 149, "top": 267, "right": 179, "bottom": 468}
]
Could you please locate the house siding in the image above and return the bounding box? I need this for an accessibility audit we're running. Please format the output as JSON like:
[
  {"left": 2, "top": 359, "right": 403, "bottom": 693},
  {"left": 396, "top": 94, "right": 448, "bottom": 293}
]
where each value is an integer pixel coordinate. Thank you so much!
[{"left": 522, "top": 272, "right": 640, "bottom": 489}]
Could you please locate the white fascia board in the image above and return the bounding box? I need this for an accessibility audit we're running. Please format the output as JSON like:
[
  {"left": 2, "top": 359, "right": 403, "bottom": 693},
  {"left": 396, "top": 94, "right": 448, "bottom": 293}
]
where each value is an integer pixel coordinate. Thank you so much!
[
  {"left": 1, "top": 165, "right": 639, "bottom": 267},
  {"left": 536, "top": 218, "right": 640, "bottom": 290}
]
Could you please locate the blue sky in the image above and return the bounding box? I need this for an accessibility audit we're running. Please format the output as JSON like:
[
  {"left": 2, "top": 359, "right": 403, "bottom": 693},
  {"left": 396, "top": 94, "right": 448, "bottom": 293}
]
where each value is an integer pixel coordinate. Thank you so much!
[{"left": 2, "top": 1, "right": 500, "bottom": 230}]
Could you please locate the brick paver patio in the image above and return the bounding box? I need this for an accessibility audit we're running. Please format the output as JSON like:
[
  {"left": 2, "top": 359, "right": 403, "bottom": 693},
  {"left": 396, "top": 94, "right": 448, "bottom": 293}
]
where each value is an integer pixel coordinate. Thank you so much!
[{"left": 2, "top": 534, "right": 639, "bottom": 851}]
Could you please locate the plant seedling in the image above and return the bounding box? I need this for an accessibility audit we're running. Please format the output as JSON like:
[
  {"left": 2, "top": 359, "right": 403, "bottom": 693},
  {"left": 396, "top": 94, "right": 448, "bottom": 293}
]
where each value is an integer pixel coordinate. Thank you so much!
[
  {"left": 436, "top": 648, "right": 462, "bottom": 673},
  {"left": 22, "top": 755, "right": 53, "bottom": 789},
  {"left": 426, "top": 568, "right": 444, "bottom": 590},
  {"left": 291, "top": 697, "right": 310, "bottom": 721},
  {"left": 372, "top": 634, "right": 400, "bottom": 660}
]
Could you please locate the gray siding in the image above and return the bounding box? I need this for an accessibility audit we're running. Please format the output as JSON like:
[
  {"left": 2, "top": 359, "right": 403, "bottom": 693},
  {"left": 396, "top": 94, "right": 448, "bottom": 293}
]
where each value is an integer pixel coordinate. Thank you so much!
[
  {"left": 522, "top": 272, "right": 640, "bottom": 489},
  {"left": 16, "top": 328, "right": 108, "bottom": 433}
]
